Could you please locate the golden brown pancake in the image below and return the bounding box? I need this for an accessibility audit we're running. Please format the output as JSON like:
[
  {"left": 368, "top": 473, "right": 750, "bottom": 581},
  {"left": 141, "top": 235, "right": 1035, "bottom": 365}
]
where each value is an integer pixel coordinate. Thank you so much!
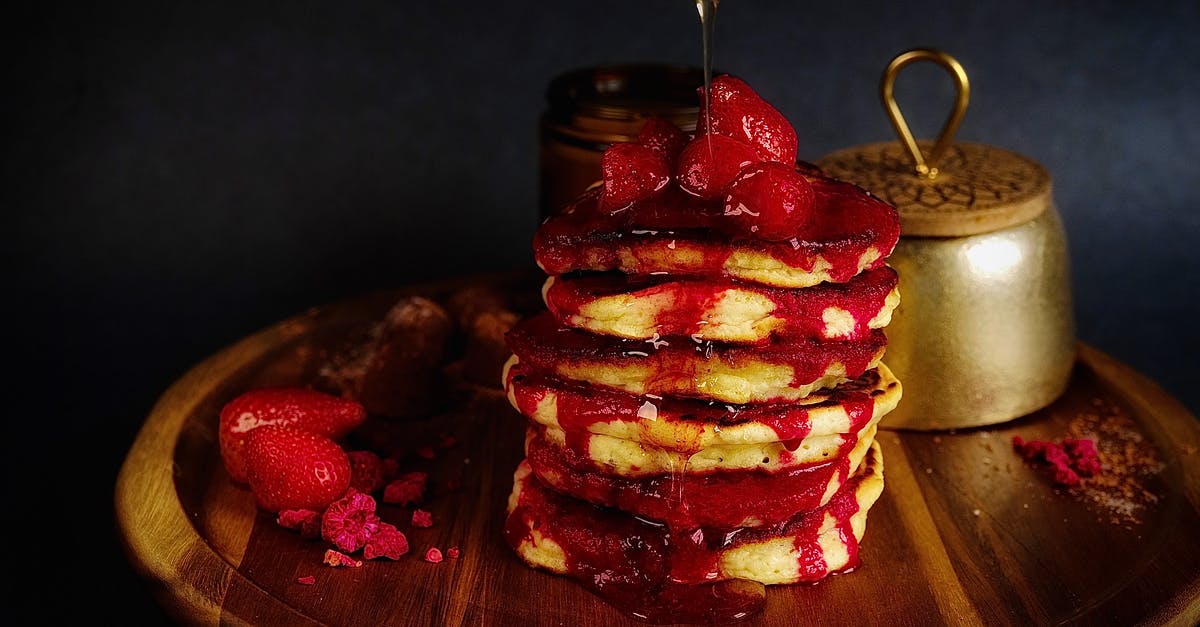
[
  {"left": 504, "top": 440, "right": 884, "bottom": 586},
  {"left": 533, "top": 176, "right": 900, "bottom": 289},
  {"left": 543, "top": 266, "right": 899, "bottom": 343},
  {"left": 504, "top": 357, "right": 900, "bottom": 452},
  {"left": 506, "top": 312, "right": 887, "bottom": 404}
]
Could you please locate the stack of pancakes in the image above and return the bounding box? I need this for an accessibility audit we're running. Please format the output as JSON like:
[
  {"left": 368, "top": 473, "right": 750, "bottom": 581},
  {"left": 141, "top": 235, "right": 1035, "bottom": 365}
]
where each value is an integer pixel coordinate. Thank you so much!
[{"left": 501, "top": 158, "right": 903, "bottom": 588}]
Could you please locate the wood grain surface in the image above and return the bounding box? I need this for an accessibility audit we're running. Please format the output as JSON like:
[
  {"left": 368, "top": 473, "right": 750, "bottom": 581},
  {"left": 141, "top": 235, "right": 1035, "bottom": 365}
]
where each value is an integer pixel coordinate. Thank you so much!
[{"left": 114, "top": 270, "right": 1200, "bottom": 626}]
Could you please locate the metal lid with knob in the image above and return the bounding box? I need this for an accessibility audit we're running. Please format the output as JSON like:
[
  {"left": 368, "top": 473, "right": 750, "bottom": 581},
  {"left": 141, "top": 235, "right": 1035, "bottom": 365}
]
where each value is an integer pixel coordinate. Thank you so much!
[{"left": 817, "top": 49, "right": 1076, "bottom": 431}]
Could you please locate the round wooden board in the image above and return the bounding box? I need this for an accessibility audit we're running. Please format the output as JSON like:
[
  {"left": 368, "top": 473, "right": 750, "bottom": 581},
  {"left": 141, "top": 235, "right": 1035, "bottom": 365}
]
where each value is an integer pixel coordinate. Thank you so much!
[{"left": 115, "top": 270, "right": 1200, "bottom": 627}]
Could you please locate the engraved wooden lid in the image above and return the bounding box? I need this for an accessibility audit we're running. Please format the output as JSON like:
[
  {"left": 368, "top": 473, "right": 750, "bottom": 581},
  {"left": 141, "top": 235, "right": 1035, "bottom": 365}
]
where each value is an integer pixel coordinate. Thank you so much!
[{"left": 817, "top": 140, "right": 1052, "bottom": 237}]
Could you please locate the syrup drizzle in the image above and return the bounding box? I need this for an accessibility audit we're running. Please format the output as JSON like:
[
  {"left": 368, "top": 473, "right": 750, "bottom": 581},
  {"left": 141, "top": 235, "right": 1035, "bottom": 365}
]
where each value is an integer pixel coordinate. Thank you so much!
[{"left": 695, "top": 0, "right": 718, "bottom": 157}]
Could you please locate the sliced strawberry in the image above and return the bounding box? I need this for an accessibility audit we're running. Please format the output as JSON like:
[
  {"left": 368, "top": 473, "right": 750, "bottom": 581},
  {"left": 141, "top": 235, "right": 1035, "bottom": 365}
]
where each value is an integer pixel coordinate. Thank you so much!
[
  {"left": 637, "top": 116, "right": 688, "bottom": 169},
  {"left": 243, "top": 425, "right": 351, "bottom": 512},
  {"left": 600, "top": 142, "right": 671, "bottom": 211},
  {"left": 676, "top": 134, "right": 760, "bottom": 199},
  {"left": 218, "top": 387, "right": 366, "bottom": 484},
  {"left": 697, "top": 75, "right": 797, "bottom": 166},
  {"left": 723, "top": 162, "right": 816, "bottom": 241}
]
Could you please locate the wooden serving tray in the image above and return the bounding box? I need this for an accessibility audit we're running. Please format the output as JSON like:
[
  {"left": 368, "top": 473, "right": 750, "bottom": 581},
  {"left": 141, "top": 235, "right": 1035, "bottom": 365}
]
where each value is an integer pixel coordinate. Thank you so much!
[{"left": 115, "top": 270, "right": 1200, "bottom": 626}]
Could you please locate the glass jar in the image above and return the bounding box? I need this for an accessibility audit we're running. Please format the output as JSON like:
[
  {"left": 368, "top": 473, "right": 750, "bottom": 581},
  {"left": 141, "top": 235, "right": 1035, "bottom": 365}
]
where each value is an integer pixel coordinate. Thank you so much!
[{"left": 538, "top": 64, "right": 703, "bottom": 219}]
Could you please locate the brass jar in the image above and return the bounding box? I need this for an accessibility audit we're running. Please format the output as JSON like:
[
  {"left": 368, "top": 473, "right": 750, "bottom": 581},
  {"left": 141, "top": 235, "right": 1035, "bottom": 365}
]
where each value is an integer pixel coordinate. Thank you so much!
[{"left": 818, "top": 50, "right": 1076, "bottom": 430}]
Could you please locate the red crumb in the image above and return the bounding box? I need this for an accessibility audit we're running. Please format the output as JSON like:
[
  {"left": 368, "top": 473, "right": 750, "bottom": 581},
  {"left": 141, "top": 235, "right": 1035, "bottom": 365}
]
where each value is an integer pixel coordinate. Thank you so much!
[
  {"left": 297, "top": 575, "right": 316, "bottom": 585},
  {"left": 424, "top": 547, "right": 444, "bottom": 563},
  {"left": 416, "top": 445, "right": 436, "bottom": 460},
  {"left": 321, "top": 492, "right": 381, "bottom": 552},
  {"left": 412, "top": 509, "right": 434, "bottom": 528},
  {"left": 446, "top": 546, "right": 460, "bottom": 559},
  {"left": 382, "top": 471, "right": 428, "bottom": 506},
  {"left": 1013, "top": 435, "right": 1101, "bottom": 487},
  {"left": 277, "top": 509, "right": 323, "bottom": 539},
  {"left": 440, "top": 435, "right": 458, "bottom": 449},
  {"left": 363, "top": 523, "right": 410, "bottom": 560},
  {"left": 324, "top": 549, "right": 362, "bottom": 568},
  {"left": 1063, "top": 438, "right": 1102, "bottom": 477},
  {"left": 445, "top": 478, "right": 462, "bottom": 493},
  {"left": 381, "top": 456, "right": 401, "bottom": 481},
  {"left": 347, "top": 451, "right": 384, "bottom": 494}
]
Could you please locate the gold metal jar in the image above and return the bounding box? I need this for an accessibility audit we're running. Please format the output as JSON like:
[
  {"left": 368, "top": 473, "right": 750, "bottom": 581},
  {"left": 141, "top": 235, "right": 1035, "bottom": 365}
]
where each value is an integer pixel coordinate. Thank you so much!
[
  {"left": 818, "top": 50, "right": 1076, "bottom": 430},
  {"left": 538, "top": 64, "right": 702, "bottom": 218}
]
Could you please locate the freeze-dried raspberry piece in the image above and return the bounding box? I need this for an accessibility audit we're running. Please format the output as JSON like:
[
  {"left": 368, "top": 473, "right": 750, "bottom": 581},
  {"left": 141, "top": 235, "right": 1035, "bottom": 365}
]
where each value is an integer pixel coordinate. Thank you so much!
[
  {"left": 363, "top": 522, "right": 410, "bottom": 560},
  {"left": 1013, "top": 436, "right": 1081, "bottom": 486},
  {"left": 382, "top": 471, "right": 428, "bottom": 506},
  {"left": 412, "top": 509, "right": 433, "bottom": 528},
  {"left": 416, "top": 445, "right": 436, "bottom": 460},
  {"left": 424, "top": 547, "right": 443, "bottom": 563},
  {"left": 1063, "top": 438, "right": 1102, "bottom": 477},
  {"left": 347, "top": 450, "right": 384, "bottom": 494},
  {"left": 277, "top": 508, "right": 323, "bottom": 539},
  {"left": 324, "top": 549, "right": 362, "bottom": 568},
  {"left": 321, "top": 492, "right": 381, "bottom": 552},
  {"left": 297, "top": 575, "right": 316, "bottom": 585},
  {"left": 446, "top": 546, "right": 460, "bottom": 559},
  {"left": 381, "top": 457, "right": 401, "bottom": 481}
]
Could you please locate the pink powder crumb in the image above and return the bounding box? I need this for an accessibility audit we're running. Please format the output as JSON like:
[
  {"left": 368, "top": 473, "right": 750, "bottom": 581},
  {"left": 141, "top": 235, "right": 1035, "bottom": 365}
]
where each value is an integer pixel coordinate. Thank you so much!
[
  {"left": 424, "top": 547, "right": 444, "bottom": 563},
  {"left": 416, "top": 445, "right": 436, "bottom": 460},
  {"left": 323, "top": 549, "right": 362, "bottom": 568},
  {"left": 440, "top": 435, "right": 458, "bottom": 449},
  {"left": 363, "top": 523, "right": 410, "bottom": 560},
  {"left": 1013, "top": 435, "right": 1101, "bottom": 487},
  {"left": 412, "top": 509, "right": 434, "bottom": 528},
  {"left": 277, "top": 509, "right": 323, "bottom": 539},
  {"left": 382, "top": 471, "right": 428, "bottom": 506},
  {"left": 446, "top": 546, "right": 460, "bottom": 559},
  {"left": 297, "top": 575, "right": 316, "bottom": 585}
]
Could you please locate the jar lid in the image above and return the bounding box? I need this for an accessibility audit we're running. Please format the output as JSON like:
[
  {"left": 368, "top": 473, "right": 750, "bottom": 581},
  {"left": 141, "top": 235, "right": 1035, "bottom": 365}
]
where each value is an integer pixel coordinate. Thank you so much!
[
  {"left": 816, "top": 49, "right": 1052, "bottom": 237},
  {"left": 543, "top": 63, "right": 704, "bottom": 132},
  {"left": 819, "top": 140, "right": 1051, "bottom": 237}
]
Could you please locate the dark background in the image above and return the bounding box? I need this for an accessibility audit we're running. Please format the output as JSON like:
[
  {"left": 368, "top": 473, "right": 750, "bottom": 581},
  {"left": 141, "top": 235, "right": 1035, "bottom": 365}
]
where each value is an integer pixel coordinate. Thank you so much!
[{"left": 8, "top": 1, "right": 1198, "bottom": 623}]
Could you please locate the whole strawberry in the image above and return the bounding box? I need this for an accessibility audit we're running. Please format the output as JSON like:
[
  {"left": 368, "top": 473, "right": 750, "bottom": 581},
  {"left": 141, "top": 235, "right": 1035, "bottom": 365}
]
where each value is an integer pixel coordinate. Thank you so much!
[
  {"left": 637, "top": 116, "right": 688, "bottom": 169},
  {"left": 600, "top": 142, "right": 671, "bottom": 211},
  {"left": 218, "top": 387, "right": 366, "bottom": 484},
  {"left": 676, "top": 134, "right": 759, "bottom": 199},
  {"left": 697, "top": 75, "right": 798, "bottom": 166},
  {"left": 723, "top": 162, "right": 816, "bottom": 240},
  {"left": 243, "top": 425, "right": 351, "bottom": 512}
]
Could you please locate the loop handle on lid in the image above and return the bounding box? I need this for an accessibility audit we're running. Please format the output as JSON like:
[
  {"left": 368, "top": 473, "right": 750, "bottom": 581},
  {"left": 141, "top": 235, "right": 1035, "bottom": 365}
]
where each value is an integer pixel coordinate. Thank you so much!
[{"left": 880, "top": 48, "right": 970, "bottom": 179}]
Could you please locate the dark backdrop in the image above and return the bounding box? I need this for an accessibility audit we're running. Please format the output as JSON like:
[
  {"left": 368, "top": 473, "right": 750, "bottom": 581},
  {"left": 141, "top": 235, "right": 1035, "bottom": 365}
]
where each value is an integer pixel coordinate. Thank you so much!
[{"left": 8, "top": 1, "right": 1198, "bottom": 623}]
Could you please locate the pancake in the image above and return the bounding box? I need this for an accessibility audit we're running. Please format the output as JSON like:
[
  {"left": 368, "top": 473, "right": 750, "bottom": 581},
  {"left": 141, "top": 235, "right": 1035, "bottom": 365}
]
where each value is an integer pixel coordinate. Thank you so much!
[
  {"left": 533, "top": 176, "right": 900, "bottom": 289},
  {"left": 504, "top": 440, "right": 884, "bottom": 586},
  {"left": 506, "top": 312, "right": 887, "bottom": 405},
  {"left": 543, "top": 266, "right": 899, "bottom": 343},
  {"left": 526, "top": 422, "right": 878, "bottom": 528},
  {"left": 504, "top": 357, "right": 900, "bottom": 452},
  {"left": 536, "top": 409, "right": 881, "bottom": 476}
]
